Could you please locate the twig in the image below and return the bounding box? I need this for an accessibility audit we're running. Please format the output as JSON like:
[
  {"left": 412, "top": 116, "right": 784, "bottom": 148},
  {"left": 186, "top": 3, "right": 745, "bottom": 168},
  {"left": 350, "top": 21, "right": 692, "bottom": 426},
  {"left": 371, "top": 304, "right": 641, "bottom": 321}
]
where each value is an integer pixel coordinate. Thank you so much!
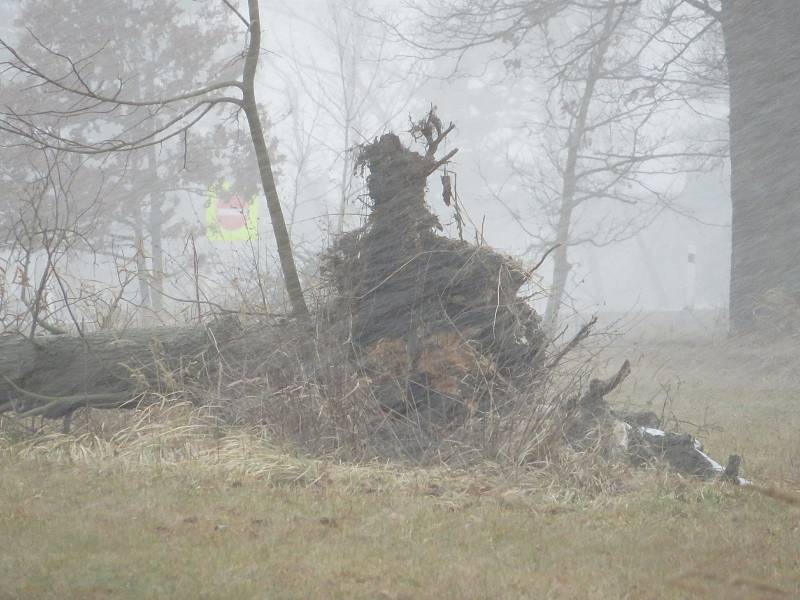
[
  {"left": 546, "top": 315, "right": 598, "bottom": 369},
  {"left": 524, "top": 244, "right": 561, "bottom": 280},
  {"left": 682, "top": 0, "right": 721, "bottom": 20},
  {"left": 221, "top": 0, "right": 250, "bottom": 28},
  {"left": 583, "top": 359, "right": 631, "bottom": 402},
  {"left": 423, "top": 148, "right": 459, "bottom": 177}
]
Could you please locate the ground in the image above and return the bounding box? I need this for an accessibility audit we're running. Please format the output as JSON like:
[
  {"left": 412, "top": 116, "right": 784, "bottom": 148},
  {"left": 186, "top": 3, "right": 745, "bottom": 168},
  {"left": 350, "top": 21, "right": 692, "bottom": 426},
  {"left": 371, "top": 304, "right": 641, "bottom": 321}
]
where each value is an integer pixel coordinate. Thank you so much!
[{"left": 1, "top": 316, "right": 799, "bottom": 599}]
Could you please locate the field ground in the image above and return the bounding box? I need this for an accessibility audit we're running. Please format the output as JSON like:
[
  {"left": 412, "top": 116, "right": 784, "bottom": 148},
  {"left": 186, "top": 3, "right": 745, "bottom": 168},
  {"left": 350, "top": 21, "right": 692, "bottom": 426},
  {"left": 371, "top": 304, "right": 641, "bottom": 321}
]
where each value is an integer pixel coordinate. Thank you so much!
[{"left": 2, "top": 321, "right": 799, "bottom": 599}]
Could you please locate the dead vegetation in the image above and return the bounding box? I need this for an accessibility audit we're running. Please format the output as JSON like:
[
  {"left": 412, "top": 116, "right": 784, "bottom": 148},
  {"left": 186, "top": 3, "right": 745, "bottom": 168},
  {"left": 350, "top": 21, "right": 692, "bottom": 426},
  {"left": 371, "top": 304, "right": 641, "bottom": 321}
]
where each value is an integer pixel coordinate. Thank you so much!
[
  {"left": 3, "top": 311, "right": 800, "bottom": 598},
  {"left": 0, "top": 112, "right": 744, "bottom": 488},
  {"left": 2, "top": 349, "right": 799, "bottom": 599}
]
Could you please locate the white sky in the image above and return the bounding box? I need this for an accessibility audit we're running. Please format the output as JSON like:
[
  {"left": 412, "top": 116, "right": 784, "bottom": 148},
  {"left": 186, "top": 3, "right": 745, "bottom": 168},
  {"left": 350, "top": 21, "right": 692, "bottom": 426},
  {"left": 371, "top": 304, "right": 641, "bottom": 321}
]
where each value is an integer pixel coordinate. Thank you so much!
[{"left": 1, "top": 0, "right": 733, "bottom": 318}]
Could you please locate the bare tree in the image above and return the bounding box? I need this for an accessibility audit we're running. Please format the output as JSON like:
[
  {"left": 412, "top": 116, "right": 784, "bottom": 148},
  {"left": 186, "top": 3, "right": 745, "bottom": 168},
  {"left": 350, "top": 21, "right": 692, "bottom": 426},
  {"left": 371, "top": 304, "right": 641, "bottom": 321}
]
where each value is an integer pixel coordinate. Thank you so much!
[
  {"left": 4, "top": 0, "right": 250, "bottom": 325},
  {"left": 274, "top": 0, "right": 424, "bottom": 239},
  {"left": 407, "top": 0, "right": 800, "bottom": 334},
  {"left": 520, "top": 1, "right": 723, "bottom": 324},
  {"left": 0, "top": 148, "right": 111, "bottom": 337},
  {"left": 388, "top": 0, "right": 725, "bottom": 326},
  {"left": 1, "top": 0, "right": 309, "bottom": 317}
]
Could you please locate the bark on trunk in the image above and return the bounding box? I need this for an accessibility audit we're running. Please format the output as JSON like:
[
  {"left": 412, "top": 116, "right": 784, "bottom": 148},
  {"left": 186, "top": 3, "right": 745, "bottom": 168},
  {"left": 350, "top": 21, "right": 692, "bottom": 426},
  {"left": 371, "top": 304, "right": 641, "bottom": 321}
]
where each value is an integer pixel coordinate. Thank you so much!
[
  {"left": 721, "top": 1, "right": 800, "bottom": 332},
  {"left": 0, "top": 317, "right": 301, "bottom": 419},
  {"left": 335, "top": 124, "right": 351, "bottom": 237},
  {"left": 242, "top": 0, "right": 309, "bottom": 318},
  {"left": 0, "top": 326, "right": 221, "bottom": 418}
]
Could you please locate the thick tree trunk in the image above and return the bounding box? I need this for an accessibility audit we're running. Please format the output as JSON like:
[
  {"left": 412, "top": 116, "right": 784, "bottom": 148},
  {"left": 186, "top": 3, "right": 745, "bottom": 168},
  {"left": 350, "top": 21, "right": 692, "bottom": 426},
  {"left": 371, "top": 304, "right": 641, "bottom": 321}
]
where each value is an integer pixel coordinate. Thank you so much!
[
  {"left": 0, "top": 326, "right": 222, "bottom": 419},
  {"left": 0, "top": 318, "right": 300, "bottom": 420},
  {"left": 721, "top": 1, "right": 800, "bottom": 332}
]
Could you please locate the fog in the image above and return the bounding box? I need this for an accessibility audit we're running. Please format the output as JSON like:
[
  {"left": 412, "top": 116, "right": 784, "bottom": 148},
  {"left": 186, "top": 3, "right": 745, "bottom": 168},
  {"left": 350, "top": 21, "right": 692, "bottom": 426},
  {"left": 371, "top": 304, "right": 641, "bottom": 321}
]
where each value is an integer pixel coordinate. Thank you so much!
[
  {"left": 0, "top": 0, "right": 749, "bottom": 332},
  {"left": 3, "top": 2, "right": 800, "bottom": 594}
]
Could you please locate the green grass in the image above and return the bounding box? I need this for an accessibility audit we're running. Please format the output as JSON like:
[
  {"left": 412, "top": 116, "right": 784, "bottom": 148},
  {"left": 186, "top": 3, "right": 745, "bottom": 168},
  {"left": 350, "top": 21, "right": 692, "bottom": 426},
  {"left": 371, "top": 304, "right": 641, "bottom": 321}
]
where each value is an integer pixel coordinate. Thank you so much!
[{"left": 2, "top": 336, "right": 799, "bottom": 599}]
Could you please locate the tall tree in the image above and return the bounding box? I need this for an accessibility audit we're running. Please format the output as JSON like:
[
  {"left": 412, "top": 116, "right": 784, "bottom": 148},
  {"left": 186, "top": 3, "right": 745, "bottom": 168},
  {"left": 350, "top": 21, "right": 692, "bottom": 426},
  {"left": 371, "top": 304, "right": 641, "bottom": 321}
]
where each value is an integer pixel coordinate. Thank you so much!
[
  {"left": 393, "top": 0, "right": 720, "bottom": 326},
  {"left": 720, "top": 2, "right": 800, "bottom": 332},
  {"left": 0, "top": 0, "right": 309, "bottom": 317},
  {"left": 680, "top": 0, "right": 800, "bottom": 332},
  {"left": 7, "top": 0, "right": 236, "bottom": 320}
]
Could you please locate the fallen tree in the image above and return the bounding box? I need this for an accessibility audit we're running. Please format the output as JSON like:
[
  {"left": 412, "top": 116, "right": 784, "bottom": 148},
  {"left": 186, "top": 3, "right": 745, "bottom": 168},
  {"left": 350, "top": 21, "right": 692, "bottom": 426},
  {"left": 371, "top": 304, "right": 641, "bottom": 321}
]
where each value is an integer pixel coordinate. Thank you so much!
[
  {"left": 0, "top": 316, "right": 307, "bottom": 419},
  {"left": 320, "top": 111, "right": 547, "bottom": 420},
  {"left": 0, "top": 110, "right": 747, "bottom": 484},
  {"left": 1, "top": 110, "right": 543, "bottom": 421}
]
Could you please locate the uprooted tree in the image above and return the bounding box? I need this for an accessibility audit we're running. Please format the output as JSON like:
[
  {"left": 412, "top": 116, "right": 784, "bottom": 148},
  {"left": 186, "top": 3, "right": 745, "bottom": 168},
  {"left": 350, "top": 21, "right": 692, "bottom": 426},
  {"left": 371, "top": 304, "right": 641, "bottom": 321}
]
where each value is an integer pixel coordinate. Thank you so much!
[
  {"left": 1, "top": 110, "right": 546, "bottom": 422},
  {"left": 0, "top": 111, "right": 744, "bottom": 481}
]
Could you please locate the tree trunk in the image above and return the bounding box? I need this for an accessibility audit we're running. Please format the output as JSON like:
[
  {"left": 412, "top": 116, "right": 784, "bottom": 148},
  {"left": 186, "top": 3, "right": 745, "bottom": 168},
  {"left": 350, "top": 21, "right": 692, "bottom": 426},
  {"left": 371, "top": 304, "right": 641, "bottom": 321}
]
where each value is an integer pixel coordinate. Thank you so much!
[
  {"left": 242, "top": 0, "right": 309, "bottom": 318},
  {"left": 721, "top": 1, "right": 800, "bottom": 333},
  {"left": 132, "top": 204, "right": 152, "bottom": 324},
  {"left": 0, "top": 325, "right": 221, "bottom": 418},
  {"left": 543, "top": 0, "right": 616, "bottom": 327},
  {"left": 335, "top": 124, "right": 351, "bottom": 237},
  {"left": 0, "top": 318, "right": 300, "bottom": 420},
  {"left": 148, "top": 147, "right": 164, "bottom": 315},
  {"left": 544, "top": 213, "right": 573, "bottom": 326}
]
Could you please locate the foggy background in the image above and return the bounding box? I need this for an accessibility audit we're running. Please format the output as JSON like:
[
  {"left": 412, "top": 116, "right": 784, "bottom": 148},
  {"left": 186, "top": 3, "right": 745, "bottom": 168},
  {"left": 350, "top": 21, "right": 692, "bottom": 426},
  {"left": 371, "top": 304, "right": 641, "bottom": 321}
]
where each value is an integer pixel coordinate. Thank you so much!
[{"left": 0, "top": 0, "right": 740, "bottom": 333}]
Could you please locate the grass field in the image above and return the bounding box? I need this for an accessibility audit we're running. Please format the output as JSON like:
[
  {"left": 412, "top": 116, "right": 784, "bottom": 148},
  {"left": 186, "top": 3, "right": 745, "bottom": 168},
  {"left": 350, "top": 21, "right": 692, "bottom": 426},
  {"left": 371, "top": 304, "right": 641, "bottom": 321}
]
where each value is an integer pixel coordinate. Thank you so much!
[{"left": 2, "top": 332, "right": 799, "bottom": 599}]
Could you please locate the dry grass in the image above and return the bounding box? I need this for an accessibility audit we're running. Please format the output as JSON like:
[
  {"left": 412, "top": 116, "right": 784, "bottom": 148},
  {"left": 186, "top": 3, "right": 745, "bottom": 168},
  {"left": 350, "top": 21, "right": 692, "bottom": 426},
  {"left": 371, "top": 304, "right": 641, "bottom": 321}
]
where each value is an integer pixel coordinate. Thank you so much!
[
  {"left": 2, "top": 333, "right": 800, "bottom": 599},
  {"left": 604, "top": 332, "right": 800, "bottom": 484}
]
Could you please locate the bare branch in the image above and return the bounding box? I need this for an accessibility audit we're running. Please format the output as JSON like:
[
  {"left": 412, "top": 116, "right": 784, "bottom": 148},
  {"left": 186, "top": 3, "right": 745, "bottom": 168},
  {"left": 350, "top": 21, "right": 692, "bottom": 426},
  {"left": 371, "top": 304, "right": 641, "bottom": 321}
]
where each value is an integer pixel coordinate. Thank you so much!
[
  {"left": 2, "top": 33, "right": 243, "bottom": 104},
  {"left": 221, "top": 0, "right": 250, "bottom": 29},
  {"left": 682, "top": 0, "right": 721, "bottom": 20}
]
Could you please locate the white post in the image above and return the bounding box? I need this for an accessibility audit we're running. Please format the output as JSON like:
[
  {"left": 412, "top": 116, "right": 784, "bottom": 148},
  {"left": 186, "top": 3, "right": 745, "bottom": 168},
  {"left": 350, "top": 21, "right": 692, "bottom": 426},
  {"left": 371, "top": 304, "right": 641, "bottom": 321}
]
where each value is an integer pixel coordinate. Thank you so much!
[{"left": 686, "top": 243, "right": 697, "bottom": 310}]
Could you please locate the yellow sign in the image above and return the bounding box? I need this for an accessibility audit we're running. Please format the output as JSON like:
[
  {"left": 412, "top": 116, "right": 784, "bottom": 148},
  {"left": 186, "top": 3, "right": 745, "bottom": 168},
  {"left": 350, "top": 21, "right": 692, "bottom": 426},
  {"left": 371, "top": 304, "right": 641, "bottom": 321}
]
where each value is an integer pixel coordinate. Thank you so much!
[{"left": 206, "top": 181, "right": 259, "bottom": 241}]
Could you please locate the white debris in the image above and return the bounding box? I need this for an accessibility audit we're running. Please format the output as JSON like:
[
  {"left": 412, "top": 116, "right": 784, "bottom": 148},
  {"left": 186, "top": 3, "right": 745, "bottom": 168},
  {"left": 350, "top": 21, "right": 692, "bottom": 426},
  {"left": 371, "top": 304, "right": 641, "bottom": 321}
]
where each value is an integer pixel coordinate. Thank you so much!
[
  {"left": 636, "top": 426, "right": 751, "bottom": 486},
  {"left": 640, "top": 427, "right": 666, "bottom": 437}
]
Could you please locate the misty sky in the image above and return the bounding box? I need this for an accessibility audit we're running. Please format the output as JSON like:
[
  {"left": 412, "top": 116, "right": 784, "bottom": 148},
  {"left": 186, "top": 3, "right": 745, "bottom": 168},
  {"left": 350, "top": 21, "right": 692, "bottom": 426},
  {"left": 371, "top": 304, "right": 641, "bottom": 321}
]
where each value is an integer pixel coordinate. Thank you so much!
[{"left": 1, "top": 0, "right": 734, "bottom": 323}]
